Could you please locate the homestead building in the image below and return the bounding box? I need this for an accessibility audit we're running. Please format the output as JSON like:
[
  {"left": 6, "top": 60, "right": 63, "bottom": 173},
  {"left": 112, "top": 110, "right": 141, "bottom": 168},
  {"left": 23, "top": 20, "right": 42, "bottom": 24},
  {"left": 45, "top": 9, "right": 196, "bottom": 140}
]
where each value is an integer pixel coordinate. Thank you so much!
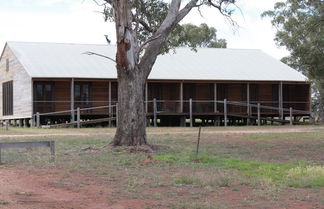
[{"left": 0, "top": 42, "right": 311, "bottom": 127}]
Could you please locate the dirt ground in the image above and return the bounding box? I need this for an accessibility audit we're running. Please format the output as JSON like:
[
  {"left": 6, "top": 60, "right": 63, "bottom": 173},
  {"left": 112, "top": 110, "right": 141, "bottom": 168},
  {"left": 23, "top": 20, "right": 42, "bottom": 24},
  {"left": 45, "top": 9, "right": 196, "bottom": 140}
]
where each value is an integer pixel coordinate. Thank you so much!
[
  {"left": 0, "top": 166, "right": 321, "bottom": 209},
  {"left": 0, "top": 126, "right": 323, "bottom": 209},
  {"left": 0, "top": 167, "right": 156, "bottom": 209}
]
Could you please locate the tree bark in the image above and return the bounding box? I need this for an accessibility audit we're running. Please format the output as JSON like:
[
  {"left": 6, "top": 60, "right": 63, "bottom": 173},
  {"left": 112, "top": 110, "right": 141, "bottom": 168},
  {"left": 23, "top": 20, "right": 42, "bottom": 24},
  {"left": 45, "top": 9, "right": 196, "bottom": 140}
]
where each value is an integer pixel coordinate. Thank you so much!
[
  {"left": 113, "top": 68, "right": 147, "bottom": 146},
  {"left": 318, "top": 78, "right": 324, "bottom": 124},
  {"left": 110, "top": 0, "right": 198, "bottom": 146}
]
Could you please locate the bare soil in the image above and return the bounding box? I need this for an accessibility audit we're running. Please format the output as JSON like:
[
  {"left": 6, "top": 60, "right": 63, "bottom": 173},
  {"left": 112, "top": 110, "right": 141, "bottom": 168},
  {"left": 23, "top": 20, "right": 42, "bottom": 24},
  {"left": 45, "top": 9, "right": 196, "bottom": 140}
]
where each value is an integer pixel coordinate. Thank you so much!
[
  {"left": 0, "top": 126, "right": 323, "bottom": 209},
  {"left": 0, "top": 166, "right": 321, "bottom": 209},
  {"left": 0, "top": 167, "right": 157, "bottom": 209}
]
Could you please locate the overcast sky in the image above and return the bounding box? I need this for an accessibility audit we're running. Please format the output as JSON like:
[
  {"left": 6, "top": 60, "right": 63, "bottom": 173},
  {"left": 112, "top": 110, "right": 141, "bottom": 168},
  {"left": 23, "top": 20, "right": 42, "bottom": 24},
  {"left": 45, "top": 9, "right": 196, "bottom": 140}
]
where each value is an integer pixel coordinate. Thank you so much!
[{"left": 0, "top": 0, "right": 288, "bottom": 59}]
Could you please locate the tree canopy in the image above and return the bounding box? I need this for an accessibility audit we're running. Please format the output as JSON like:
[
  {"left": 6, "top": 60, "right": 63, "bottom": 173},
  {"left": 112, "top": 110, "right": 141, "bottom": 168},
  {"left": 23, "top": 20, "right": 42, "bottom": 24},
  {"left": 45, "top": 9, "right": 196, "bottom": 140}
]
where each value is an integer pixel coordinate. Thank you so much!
[
  {"left": 103, "top": 1, "right": 228, "bottom": 53},
  {"left": 262, "top": 0, "right": 324, "bottom": 123},
  {"left": 99, "top": 0, "right": 236, "bottom": 146}
]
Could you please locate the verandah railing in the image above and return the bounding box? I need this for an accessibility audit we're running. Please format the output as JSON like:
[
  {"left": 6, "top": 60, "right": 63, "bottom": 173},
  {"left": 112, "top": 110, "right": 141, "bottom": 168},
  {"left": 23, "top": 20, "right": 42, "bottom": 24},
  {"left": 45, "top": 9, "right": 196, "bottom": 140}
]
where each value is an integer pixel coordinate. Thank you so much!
[{"left": 32, "top": 99, "right": 311, "bottom": 128}]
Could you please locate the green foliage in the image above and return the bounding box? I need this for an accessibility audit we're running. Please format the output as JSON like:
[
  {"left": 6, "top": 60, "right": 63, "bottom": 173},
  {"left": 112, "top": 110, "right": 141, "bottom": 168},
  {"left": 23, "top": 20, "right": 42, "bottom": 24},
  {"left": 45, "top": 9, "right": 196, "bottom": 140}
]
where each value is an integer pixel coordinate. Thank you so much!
[
  {"left": 169, "top": 23, "right": 227, "bottom": 50},
  {"left": 262, "top": 0, "right": 324, "bottom": 122},
  {"left": 103, "top": 0, "right": 228, "bottom": 53}
]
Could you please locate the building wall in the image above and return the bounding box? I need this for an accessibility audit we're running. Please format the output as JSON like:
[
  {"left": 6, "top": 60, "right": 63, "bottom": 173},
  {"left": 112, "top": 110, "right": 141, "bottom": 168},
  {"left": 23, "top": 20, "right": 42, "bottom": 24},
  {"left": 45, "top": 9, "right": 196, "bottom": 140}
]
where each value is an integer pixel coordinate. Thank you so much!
[
  {"left": 0, "top": 45, "right": 32, "bottom": 120},
  {"left": 30, "top": 79, "right": 311, "bottom": 117}
]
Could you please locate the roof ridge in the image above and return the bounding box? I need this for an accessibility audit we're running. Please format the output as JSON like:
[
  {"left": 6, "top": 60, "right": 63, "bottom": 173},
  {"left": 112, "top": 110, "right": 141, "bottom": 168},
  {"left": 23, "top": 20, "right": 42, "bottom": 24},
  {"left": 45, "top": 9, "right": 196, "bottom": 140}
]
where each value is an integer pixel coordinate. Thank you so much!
[
  {"left": 7, "top": 41, "right": 263, "bottom": 51},
  {"left": 7, "top": 41, "right": 114, "bottom": 47}
]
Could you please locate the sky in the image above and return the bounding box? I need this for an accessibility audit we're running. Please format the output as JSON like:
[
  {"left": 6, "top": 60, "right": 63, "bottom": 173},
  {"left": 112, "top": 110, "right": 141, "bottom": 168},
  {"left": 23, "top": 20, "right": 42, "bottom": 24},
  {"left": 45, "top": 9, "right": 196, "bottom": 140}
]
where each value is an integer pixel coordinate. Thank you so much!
[{"left": 0, "top": 0, "right": 289, "bottom": 59}]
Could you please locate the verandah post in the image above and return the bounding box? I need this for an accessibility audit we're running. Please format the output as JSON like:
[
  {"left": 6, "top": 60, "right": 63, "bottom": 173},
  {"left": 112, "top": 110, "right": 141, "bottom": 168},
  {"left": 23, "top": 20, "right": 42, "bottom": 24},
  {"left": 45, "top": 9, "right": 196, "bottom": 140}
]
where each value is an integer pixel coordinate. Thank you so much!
[
  {"left": 257, "top": 103, "right": 261, "bottom": 126},
  {"left": 145, "top": 82, "right": 148, "bottom": 113},
  {"left": 153, "top": 98, "right": 157, "bottom": 127},
  {"left": 70, "top": 78, "right": 75, "bottom": 122},
  {"left": 108, "top": 81, "right": 112, "bottom": 127},
  {"left": 77, "top": 107, "right": 81, "bottom": 128},
  {"left": 224, "top": 99, "right": 227, "bottom": 127},
  {"left": 247, "top": 83, "right": 250, "bottom": 125},
  {"left": 214, "top": 83, "right": 217, "bottom": 112},
  {"left": 116, "top": 103, "right": 118, "bottom": 125},
  {"left": 289, "top": 107, "right": 293, "bottom": 125},
  {"left": 189, "top": 98, "right": 193, "bottom": 127},
  {"left": 36, "top": 112, "right": 40, "bottom": 128}
]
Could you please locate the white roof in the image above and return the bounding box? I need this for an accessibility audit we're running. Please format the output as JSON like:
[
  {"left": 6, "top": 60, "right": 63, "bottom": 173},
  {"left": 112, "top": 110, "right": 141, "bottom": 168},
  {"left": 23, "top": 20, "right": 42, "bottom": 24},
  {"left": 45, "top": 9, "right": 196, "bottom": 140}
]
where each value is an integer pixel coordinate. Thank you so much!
[{"left": 5, "top": 41, "right": 307, "bottom": 82}]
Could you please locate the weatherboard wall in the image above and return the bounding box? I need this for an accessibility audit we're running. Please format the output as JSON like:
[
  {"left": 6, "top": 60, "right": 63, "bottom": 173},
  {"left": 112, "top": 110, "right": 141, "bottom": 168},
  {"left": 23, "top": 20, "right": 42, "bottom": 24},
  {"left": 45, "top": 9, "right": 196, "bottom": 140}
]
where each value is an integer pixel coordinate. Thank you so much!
[{"left": 0, "top": 45, "right": 33, "bottom": 120}]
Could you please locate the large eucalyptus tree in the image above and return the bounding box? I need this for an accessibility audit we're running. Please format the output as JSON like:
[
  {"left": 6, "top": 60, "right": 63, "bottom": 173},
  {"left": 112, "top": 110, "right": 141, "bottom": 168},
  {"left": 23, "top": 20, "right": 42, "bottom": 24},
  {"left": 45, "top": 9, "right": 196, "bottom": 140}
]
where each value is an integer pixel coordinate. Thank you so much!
[
  {"left": 100, "top": 0, "right": 236, "bottom": 146},
  {"left": 262, "top": 0, "right": 324, "bottom": 123}
]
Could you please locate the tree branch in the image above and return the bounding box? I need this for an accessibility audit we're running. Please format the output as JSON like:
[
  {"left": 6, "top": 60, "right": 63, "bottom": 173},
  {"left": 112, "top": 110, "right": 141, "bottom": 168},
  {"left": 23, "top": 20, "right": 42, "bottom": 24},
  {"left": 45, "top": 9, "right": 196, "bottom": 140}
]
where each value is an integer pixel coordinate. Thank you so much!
[
  {"left": 139, "top": 0, "right": 199, "bottom": 79},
  {"left": 83, "top": 51, "right": 116, "bottom": 63},
  {"left": 133, "top": 16, "right": 156, "bottom": 33},
  {"left": 136, "top": 34, "right": 161, "bottom": 61}
]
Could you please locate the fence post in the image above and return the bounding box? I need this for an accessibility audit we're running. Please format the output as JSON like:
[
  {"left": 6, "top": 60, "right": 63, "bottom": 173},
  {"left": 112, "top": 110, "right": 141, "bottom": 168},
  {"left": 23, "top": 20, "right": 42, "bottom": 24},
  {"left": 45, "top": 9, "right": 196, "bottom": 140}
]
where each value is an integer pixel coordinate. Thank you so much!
[
  {"left": 224, "top": 99, "right": 227, "bottom": 127},
  {"left": 5, "top": 120, "right": 8, "bottom": 131},
  {"left": 189, "top": 98, "right": 193, "bottom": 127},
  {"left": 36, "top": 112, "right": 40, "bottom": 128},
  {"left": 257, "top": 103, "right": 261, "bottom": 126},
  {"left": 153, "top": 98, "right": 157, "bottom": 127},
  {"left": 77, "top": 107, "right": 81, "bottom": 128},
  {"left": 31, "top": 115, "right": 35, "bottom": 128},
  {"left": 289, "top": 107, "right": 293, "bottom": 125},
  {"left": 50, "top": 141, "right": 55, "bottom": 162}
]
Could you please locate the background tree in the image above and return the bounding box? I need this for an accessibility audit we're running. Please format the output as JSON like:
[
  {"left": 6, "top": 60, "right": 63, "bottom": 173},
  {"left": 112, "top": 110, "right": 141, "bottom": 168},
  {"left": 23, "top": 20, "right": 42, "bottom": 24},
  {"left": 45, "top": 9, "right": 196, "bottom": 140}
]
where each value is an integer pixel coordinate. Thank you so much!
[
  {"left": 262, "top": 0, "right": 324, "bottom": 123},
  {"left": 100, "top": 0, "right": 236, "bottom": 146},
  {"left": 174, "top": 23, "right": 227, "bottom": 49}
]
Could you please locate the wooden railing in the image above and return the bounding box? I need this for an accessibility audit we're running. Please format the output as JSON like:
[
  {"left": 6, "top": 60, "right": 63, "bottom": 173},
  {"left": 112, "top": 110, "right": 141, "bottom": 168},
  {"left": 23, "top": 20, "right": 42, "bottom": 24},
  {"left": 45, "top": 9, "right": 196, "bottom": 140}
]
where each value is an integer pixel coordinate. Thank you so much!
[{"left": 31, "top": 99, "right": 311, "bottom": 128}]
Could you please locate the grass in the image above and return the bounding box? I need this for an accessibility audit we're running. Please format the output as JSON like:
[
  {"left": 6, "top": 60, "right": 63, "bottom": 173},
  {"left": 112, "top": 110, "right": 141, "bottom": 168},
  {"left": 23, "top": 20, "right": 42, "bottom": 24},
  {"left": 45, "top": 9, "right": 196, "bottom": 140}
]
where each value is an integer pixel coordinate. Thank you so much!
[{"left": 0, "top": 126, "right": 323, "bottom": 208}]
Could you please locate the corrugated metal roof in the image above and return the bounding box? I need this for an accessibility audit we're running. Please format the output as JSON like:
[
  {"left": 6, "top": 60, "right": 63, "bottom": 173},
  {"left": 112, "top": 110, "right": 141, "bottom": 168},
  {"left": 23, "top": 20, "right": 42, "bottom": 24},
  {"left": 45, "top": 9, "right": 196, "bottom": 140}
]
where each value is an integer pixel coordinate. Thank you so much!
[{"left": 6, "top": 41, "right": 307, "bottom": 82}]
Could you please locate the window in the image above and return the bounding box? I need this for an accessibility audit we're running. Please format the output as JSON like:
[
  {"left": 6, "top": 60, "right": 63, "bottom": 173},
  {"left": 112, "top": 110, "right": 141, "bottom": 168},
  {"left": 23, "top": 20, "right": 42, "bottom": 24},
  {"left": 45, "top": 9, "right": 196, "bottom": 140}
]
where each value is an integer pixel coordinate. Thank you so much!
[
  {"left": 33, "top": 82, "right": 54, "bottom": 113},
  {"left": 75, "top": 82, "right": 91, "bottom": 105},
  {"left": 2, "top": 81, "right": 13, "bottom": 115},
  {"left": 272, "top": 84, "right": 279, "bottom": 102},
  {"left": 6, "top": 59, "right": 9, "bottom": 72},
  {"left": 250, "top": 84, "right": 259, "bottom": 102}
]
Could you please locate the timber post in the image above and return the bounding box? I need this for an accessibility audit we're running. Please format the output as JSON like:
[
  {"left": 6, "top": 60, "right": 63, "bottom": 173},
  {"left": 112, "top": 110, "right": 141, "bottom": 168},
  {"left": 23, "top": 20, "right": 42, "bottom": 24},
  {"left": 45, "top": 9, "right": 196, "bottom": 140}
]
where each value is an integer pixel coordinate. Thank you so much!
[
  {"left": 279, "top": 82, "right": 284, "bottom": 120},
  {"left": 36, "top": 112, "right": 40, "bottom": 128},
  {"left": 257, "top": 103, "right": 261, "bottom": 126},
  {"left": 5, "top": 120, "right": 8, "bottom": 131},
  {"left": 77, "top": 107, "right": 81, "bottom": 128},
  {"left": 247, "top": 83, "right": 250, "bottom": 125},
  {"left": 116, "top": 103, "right": 118, "bottom": 125},
  {"left": 49, "top": 141, "right": 55, "bottom": 162},
  {"left": 108, "top": 81, "right": 112, "bottom": 127},
  {"left": 224, "top": 99, "right": 227, "bottom": 127},
  {"left": 289, "top": 107, "right": 293, "bottom": 125},
  {"left": 189, "top": 98, "right": 193, "bottom": 127},
  {"left": 70, "top": 78, "right": 75, "bottom": 122},
  {"left": 214, "top": 83, "right": 217, "bottom": 113},
  {"left": 180, "top": 82, "right": 183, "bottom": 113},
  {"left": 23, "top": 118, "right": 27, "bottom": 128},
  {"left": 153, "top": 98, "right": 157, "bottom": 127},
  {"left": 31, "top": 115, "right": 35, "bottom": 128},
  {"left": 18, "top": 119, "right": 22, "bottom": 128}
]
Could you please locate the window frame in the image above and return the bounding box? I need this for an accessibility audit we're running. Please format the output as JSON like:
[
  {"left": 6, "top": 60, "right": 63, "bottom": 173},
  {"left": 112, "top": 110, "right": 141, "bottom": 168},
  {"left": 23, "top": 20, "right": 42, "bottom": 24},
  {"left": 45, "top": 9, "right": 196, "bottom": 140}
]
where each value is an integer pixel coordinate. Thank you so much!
[
  {"left": 33, "top": 82, "right": 55, "bottom": 113},
  {"left": 74, "top": 82, "right": 92, "bottom": 106},
  {"left": 2, "top": 81, "right": 13, "bottom": 116}
]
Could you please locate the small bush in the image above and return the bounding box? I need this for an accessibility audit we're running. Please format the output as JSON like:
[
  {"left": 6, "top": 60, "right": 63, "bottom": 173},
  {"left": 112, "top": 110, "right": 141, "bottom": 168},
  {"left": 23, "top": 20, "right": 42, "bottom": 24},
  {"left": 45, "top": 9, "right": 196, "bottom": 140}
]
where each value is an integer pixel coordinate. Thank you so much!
[{"left": 286, "top": 166, "right": 324, "bottom": 188}]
